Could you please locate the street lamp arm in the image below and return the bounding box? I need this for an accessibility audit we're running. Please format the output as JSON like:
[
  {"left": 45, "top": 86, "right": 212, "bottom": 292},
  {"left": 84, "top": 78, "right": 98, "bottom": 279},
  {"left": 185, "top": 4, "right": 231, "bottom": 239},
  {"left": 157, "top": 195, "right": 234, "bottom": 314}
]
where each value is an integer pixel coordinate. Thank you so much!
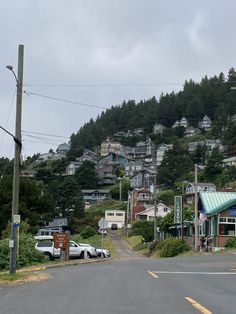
[{"left": 6, "top": 65, "right": 18, "bottom": 83}]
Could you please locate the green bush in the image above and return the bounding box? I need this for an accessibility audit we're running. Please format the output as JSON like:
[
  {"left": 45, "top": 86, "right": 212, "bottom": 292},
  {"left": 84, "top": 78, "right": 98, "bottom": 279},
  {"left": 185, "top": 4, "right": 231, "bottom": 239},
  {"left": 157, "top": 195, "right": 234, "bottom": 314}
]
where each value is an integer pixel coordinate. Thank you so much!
[
  {"left": 131, "top": 220, "right": 154, "bottom": 242},
  {"left": 80, "top": 226, "right": 96, "bottom": 239},
  {"left": 0, "top": 233, "right": 45, "bottom": 271},
  {"left": 157, "top": 238, "right": 190, "bottom": 258},
  {"left": 226, "top": 238, "right": 236, "bottom": 248}
]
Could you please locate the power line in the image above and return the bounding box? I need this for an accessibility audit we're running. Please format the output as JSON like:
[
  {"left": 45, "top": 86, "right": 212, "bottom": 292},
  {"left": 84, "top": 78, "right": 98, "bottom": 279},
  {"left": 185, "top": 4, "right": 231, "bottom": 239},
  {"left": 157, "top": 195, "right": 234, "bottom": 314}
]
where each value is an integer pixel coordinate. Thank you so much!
[
  {"left": 23, "top": 82, "right": 184, "bottom": 87},
  {"left": 24, "top": 90, "right": 107, "bottom": 109},
  {"left": 22, "top": 130, "right": 70, "bottom": 139}
]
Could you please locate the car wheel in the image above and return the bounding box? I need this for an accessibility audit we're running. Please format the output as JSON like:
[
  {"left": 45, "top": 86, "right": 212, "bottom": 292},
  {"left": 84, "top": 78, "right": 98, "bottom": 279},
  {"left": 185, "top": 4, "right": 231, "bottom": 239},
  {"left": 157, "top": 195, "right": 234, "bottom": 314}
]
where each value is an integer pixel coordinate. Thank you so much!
[{"left": 44, "top": 252, "right": 53, "bottom": 261}]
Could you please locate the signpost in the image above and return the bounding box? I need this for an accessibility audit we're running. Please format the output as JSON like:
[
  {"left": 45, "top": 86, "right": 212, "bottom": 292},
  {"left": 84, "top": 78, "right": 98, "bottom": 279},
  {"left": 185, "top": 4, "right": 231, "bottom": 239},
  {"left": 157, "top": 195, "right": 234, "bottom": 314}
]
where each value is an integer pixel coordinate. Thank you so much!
[
  {"left": 98, "top": 218, "right": 108, "bottom": 258},
  {"left": 53, "top": 232, "right": 70, "bottom": 261}
]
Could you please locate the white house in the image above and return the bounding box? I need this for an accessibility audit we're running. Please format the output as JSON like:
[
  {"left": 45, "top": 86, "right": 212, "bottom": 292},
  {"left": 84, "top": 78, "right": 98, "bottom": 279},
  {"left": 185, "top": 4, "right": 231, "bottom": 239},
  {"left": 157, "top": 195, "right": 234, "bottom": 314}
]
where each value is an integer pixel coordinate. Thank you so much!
[
  {"left": 222, "top": 156, "right": 236, "bottom": 167},
  {"left": 198, "top": 115, "right": 212, "bottom": 131},
  {"left": 135, "top": 203, "right": 172, "bottom": 221},
  {"left": 66, "top": 161, "right": 80, "bottom": 175},
  {"left": 105, "top": 209, "right": 125, "bottom": 228}
]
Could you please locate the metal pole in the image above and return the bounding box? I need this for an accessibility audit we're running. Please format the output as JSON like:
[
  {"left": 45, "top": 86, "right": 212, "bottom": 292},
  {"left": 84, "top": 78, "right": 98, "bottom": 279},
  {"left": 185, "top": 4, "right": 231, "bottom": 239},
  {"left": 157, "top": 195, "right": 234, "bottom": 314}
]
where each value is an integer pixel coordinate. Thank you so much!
[
  {"left": 119, "top": 178, "right": 122, "bottom": 201},
  {"left": 194, "top": 164, "right": 198, "bottom": 252},
  {"left": 10, "top": 44, "right": 24, "bottom": 273}
]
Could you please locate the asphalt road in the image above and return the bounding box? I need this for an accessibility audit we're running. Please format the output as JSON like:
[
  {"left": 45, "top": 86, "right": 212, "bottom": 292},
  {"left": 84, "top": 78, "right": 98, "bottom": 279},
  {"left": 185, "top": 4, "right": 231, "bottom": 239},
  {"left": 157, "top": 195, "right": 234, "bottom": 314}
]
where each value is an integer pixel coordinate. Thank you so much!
[{"left": 1, "top": 236, "right": 236, "bottom": 314}]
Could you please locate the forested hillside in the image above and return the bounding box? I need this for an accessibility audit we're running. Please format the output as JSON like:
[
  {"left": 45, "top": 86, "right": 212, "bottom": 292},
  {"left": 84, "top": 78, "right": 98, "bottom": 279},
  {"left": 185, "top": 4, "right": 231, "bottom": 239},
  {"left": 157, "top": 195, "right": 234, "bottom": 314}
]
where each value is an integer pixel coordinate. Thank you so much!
[{"left": 68, "top": 68, "right": 236, "bottom": 159}]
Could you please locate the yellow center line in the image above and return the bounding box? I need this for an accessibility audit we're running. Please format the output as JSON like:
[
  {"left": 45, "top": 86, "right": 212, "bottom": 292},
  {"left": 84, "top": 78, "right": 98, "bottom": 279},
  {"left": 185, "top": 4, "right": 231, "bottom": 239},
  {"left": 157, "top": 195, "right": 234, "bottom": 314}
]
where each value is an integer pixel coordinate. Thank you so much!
[
  {"left": 148, "top": 271, "right": 159, "bottom": 278},
  {"left": 185, "top": 297, "right": 212, "bottom": 314}
]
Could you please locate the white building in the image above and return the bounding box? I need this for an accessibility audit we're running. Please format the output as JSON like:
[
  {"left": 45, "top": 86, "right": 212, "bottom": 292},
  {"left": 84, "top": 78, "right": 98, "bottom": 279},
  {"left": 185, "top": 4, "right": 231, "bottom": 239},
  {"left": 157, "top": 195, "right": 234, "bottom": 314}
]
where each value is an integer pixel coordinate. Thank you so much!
[
  {"left": 105, "top": 209, "right": 125, "bottom": 228},
  {"left": 135, "top": 203, "right": 172, "bottom": 221},
  {"left": 156, "top": 143, "right": 173, "bottom": 166}
]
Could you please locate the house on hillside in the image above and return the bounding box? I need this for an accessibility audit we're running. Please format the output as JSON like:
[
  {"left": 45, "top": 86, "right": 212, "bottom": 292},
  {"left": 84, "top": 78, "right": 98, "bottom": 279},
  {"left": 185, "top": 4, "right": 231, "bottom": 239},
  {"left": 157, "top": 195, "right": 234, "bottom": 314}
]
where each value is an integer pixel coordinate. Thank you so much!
[
  {"left": 81, "top": 189, "right": 111, "bottom": 204},
  {"left": 198, "top": 115, "right": 212, "bottom": 131},
  {"left": 172, "top": 120, "right": 180, "bottom": 128},
  {"left": 184, "top": 126, "right": 201, "bottom": 137},
  {"left": 222, "top": 156, "right": 236, "bottom": 167},
  {"left": 66, "top": 161, "right": 80, "bottom": 175},
  {"left": 180, "top": 117, "right": 189, "bottom": 128},
  {"left": 129, "top": 188, "right": 153, "bottom": 219},
  {"left": 100, "top": 138, "right": 124, "bottom": 156},
  {"left": 136, "top": 202, "right": 172, "bottom": 221},
  {"left": 153, "top": 123, "right": 166, "bottom": 135},
  {"left": 185, "top": 182, "right": 216, "bottom": 205},
  {"left": 130, "top": 170, "right": 154, "bottom": 189}
]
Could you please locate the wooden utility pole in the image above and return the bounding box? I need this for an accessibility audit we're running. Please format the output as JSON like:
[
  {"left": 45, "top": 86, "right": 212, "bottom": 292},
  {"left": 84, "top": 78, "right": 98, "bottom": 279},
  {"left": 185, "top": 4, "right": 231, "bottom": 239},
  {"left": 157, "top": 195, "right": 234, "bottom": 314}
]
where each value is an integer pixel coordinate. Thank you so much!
[{"left": 9, "top": 44, "right": 24, "bottom": 273}]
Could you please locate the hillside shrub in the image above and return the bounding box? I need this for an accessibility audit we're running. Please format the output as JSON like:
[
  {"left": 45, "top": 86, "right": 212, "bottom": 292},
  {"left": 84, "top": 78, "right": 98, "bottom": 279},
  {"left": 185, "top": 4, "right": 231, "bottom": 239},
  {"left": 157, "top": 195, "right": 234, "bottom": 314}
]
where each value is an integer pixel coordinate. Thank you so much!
[
  {"left": 131, "top": 220, "right": 154, "bottom": 242},
  {"left": 225, "top": 238, "right": 236, "bottom": 248},
  {"left": 80, "top": 226, "right": 96, "bottom": 239},
  {"left": 0, "top": 234, "right": 44, "bottom": 271},
  {"left": 156, "top": 238, "right": 190, "bottom": 258}
]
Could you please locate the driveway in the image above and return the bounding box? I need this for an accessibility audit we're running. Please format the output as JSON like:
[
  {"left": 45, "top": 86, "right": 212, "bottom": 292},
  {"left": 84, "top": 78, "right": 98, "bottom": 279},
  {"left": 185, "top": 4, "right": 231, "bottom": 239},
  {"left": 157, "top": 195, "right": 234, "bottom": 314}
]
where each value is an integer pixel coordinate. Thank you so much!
[{"left": 109, "top": 230, "right": 145, "bottom": 259}]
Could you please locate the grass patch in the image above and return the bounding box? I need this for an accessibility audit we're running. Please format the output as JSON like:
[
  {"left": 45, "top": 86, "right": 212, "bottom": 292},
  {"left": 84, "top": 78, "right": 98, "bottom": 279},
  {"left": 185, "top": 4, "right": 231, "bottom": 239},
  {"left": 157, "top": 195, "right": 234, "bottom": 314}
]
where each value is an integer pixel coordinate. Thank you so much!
[
  {"left": 125, "top": 236, "right": 144, "bottom": 249},
  {"left": 0, "top": 272, "right": 29, "bottom": 282},
  {"left": 70, "top": 234, "right": 117, "bottom": 257}
]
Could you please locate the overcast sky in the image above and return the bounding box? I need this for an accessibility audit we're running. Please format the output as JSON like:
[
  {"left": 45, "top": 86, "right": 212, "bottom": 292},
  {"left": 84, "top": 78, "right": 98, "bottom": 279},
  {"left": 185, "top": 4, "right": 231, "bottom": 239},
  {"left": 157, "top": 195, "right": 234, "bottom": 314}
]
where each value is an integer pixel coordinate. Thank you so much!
[{"left": 1, "top": 0, "right": 236, "bottom": 159}]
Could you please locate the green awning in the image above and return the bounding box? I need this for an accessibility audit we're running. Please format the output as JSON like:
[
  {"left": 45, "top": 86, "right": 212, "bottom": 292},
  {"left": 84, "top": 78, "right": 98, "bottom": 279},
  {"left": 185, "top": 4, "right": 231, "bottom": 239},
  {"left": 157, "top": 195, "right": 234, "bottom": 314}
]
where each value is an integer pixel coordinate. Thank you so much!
[{"left": 199, "top": 192, "right": 236, "bottom": 216}]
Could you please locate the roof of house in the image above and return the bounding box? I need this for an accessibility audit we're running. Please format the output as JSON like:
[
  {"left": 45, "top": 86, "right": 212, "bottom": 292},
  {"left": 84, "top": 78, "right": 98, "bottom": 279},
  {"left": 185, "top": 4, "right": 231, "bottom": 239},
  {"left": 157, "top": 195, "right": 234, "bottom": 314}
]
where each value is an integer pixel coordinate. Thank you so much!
[{"left": 200, "top": 192, "right": 236, "bottom": 216}]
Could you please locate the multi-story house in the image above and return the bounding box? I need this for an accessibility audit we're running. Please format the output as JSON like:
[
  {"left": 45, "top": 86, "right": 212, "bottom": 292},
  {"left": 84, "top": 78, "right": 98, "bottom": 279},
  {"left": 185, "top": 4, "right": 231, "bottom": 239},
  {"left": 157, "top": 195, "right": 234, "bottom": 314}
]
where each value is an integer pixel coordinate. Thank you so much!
[
  {"left": 130, "top": 170, "right": 154, "bottom": 189},
  {"left": 185, "top": 182, "right": 216, "bottom": 205},
  {"left": 97, "top": 153, "right": 130, "bottom": 185},
  {"left": 100, "top": 138, "right": 124, "bottom": 156},
  {"left": 66, "top": 161, "right": 80, "bottom": 175},
  {"left": 184, "top": 126, "right": 201, "bottom": 137},
  {"left": 128, "top": 138, "right": 155, "bottom": 163},
  {"left": 198, "top": 115, "right": 212, "bottom": 131},
  {"left": 180, "top": 117, "right": 189, "bottom": 128},
  {"left": 172, "top": 120, "right": 180, "bottom": 128},
  {"left": 82, "top": 189, "right": 111, "bottom": 204},
  {"left": 129, "top": 188, "right": 153, "bottom": 219},
  {"left": 153, "top": 123, "right": 166, "bottom": 135}
]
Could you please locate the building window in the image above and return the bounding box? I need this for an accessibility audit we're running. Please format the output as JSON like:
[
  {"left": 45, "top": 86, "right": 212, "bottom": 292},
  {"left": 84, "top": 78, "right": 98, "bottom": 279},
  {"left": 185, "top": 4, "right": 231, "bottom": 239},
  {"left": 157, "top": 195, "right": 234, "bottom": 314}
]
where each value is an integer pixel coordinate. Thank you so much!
[
  {"left": 219, "top": 217, "right": 236, "bottom": 236},
  {"left": 116, "top": 213, "right": 124, "bottom": 216},
  {"left": 107, "top": 213, "right": 114, "bottom": 216}
]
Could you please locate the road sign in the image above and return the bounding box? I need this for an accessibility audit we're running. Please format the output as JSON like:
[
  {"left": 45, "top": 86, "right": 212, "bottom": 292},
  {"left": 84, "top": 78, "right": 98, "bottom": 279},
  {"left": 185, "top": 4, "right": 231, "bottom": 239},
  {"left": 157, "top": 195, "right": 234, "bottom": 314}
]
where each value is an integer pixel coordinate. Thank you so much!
[
  {"left": 53, "top": 233, "right": 69, "bottom": 249},
  {"left": 9, "top": 240, "right": 14, "bottom": 248},
  {"left": 13, "top": 215, "right": 21, "bottom": 224},
  {"left": 98, "top": 218, "right": 108, "bottom": 229}
]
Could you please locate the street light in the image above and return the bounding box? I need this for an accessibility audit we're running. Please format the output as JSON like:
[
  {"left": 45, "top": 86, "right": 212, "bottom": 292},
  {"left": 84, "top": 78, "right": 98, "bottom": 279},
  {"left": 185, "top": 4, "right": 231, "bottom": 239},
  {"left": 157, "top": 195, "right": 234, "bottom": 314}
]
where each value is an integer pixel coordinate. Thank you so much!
[{"left": 6, "top": 44, "right": 24, "bottom": 273}]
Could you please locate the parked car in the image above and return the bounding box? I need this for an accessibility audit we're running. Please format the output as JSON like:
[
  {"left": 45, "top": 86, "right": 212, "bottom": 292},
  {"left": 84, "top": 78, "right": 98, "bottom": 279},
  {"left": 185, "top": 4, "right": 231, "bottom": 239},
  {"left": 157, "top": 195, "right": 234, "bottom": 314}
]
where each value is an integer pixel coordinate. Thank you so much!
[
  {"left": 35, "top": 240, "right": 97, "bottom": 260},
  {"left": 111, "top": 223, "right": 118, "bottom": 230},
  {"left": 91, "top": 245, "right": 111, "bottom": 258},
  {"left": 78, "top": 243, "right": 98, "bottom": 258},
  {"left": 98, "top": 228, "right": 107, "bottom": 235}
]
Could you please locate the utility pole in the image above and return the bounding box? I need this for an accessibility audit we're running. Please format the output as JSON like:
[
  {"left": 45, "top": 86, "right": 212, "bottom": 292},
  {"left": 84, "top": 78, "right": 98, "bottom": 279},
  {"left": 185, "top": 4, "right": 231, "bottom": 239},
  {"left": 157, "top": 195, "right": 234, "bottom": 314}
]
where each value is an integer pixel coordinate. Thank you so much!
[
  {"left": 9, "top": 44, "right": 24, "bottom": 273},
  {"left": 153, "top": 172, "right": 157, "bottom": 241},
  {"left": 194, "top": 164, "right": 198, "bottom": 252}
]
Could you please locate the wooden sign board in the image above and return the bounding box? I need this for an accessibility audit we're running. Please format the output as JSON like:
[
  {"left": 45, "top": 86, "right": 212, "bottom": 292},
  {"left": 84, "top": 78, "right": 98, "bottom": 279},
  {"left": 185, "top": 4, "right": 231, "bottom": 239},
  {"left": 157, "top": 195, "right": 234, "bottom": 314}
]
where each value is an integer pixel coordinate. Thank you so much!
[{"left": 53, "top": 233, "right": 69, "bottom": 249}]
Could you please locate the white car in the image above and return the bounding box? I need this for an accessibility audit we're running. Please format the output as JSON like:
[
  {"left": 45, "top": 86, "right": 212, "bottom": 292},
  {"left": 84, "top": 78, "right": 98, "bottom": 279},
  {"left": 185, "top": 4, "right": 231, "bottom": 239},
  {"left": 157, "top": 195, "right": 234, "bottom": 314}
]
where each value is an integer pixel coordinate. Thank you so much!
[
  {"left": 91, "top": 245, "right": 111, "bottom": 258},
  {"left": 98, "top": 228, "right": 107, "bottom": 235}
]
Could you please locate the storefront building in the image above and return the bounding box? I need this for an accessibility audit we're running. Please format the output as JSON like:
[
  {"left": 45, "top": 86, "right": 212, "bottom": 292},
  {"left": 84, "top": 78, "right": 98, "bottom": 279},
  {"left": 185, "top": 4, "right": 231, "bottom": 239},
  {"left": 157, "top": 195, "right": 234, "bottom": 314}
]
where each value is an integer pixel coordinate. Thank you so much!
[{"left": 199, "top": 192, "right": 236, "bottom": 249}]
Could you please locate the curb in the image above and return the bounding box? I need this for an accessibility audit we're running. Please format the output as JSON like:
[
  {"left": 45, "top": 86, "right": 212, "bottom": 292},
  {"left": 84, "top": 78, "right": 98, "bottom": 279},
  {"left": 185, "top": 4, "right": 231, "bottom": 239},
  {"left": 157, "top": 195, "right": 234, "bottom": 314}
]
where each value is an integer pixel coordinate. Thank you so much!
[{"left": 17, "top": 257, "right": 112, "bottom": 273}]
